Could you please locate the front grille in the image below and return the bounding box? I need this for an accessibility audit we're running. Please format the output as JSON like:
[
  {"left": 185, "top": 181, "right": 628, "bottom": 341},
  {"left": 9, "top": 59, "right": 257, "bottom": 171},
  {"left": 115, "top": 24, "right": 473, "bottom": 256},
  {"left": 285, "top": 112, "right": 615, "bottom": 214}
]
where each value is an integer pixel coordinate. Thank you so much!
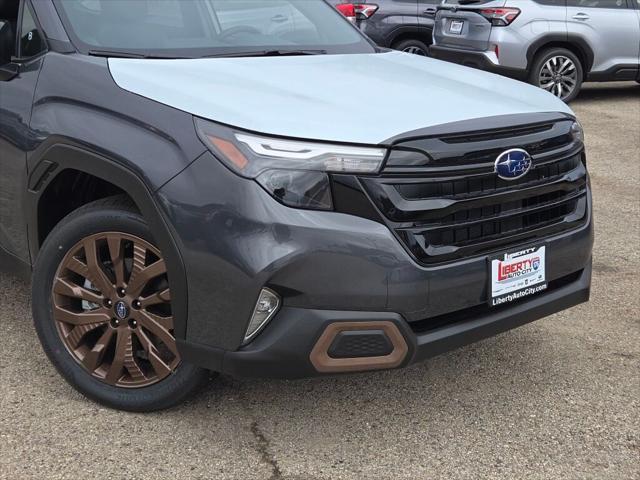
[{"left": 361, "top": 119, "right": 589, "bottom": 265}]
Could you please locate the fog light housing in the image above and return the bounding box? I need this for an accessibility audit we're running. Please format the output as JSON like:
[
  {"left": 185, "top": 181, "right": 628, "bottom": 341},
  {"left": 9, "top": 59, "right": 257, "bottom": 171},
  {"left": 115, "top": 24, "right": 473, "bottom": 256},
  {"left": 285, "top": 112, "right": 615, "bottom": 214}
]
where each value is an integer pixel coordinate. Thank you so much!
[{"left": 243, "top": 288, "right": 280, "bottom": 344}]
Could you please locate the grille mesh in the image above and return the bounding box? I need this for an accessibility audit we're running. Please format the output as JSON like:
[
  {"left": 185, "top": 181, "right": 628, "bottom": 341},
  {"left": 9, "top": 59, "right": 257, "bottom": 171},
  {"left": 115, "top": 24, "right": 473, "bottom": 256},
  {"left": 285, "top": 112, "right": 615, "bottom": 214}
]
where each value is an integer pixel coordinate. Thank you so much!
[{"left": 361, "top": 120, "right": 589, "bottom": 265}]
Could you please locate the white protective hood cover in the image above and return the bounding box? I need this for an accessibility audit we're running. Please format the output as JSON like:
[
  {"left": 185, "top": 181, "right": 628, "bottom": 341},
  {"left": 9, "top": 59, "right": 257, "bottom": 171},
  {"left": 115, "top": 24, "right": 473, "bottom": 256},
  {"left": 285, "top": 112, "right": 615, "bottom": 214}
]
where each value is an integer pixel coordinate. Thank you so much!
[{"left": 109, "top": 51, "right": 572, "bottom": 144}]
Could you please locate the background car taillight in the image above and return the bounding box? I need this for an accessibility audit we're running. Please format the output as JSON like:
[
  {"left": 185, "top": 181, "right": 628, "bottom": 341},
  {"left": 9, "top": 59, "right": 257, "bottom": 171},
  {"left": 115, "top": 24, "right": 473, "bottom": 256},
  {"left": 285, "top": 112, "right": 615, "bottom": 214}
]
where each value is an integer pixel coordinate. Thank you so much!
[
  {"left": 354, "top": 3, "right": 379, "bottom": 19},
  {"left": 480, "top": 8, "right": 520, "bottom": 26},
  {"left": 336, "top": 3, "right": 357, "bottom": 23}
]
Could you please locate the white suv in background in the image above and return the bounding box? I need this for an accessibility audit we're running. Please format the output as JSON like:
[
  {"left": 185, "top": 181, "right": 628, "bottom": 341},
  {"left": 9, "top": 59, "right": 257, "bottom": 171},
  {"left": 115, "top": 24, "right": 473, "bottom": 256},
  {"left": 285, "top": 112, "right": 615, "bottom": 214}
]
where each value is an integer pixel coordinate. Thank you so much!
[{"left": 431, "top": 0, "right": 640, "bottom": 102}]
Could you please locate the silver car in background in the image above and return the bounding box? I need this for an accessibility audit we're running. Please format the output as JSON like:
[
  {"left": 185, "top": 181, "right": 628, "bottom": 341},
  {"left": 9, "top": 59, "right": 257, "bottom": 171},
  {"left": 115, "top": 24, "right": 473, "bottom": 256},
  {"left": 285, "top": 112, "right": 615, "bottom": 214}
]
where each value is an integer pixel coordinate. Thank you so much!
[{"left": 430, "top": 0, "right": 640, "bottom": 102}]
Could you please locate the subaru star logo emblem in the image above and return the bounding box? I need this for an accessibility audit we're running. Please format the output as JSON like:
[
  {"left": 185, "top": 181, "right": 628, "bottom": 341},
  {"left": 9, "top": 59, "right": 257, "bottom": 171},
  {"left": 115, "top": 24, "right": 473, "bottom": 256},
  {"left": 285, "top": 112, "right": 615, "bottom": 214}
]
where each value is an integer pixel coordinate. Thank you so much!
[
  {"left": 494, "top": 149, "right": 532, "bottom": 181},
  {"left": 115, "top": 301, "right": 129, "bottom": 320}
]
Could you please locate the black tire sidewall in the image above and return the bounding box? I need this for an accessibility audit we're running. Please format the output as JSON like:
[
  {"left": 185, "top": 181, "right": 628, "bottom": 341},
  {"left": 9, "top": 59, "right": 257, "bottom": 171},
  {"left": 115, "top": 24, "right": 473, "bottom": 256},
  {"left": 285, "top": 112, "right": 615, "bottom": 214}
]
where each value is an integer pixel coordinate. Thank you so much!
[
  {"left": 529, "top": 48, "right": 584, "bottom": 103},
  {"left": 393, "top": 39, "right": 429, "bottom": 56},
  {"left": 32, "top": 202, "right": 206, "bottom": 412}
]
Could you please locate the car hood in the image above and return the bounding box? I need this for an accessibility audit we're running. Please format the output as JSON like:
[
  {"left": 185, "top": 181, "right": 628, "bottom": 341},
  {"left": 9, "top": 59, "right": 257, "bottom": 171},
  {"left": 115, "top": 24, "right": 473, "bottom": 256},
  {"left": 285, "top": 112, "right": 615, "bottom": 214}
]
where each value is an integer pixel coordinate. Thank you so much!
[{"left": 108, "top": 51, "right": 573, "bottom": 145}]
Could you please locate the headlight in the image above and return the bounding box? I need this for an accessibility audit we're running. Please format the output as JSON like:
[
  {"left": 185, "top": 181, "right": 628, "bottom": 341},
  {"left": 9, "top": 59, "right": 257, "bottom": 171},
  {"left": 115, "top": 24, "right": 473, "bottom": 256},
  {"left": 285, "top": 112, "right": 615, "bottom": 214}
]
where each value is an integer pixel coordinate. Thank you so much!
[
  {"left": 571, "top": 121, "right": 585, "bottom": 144},
  {"left": 195, "top": 118, "right": 387, "bottom": 210}
]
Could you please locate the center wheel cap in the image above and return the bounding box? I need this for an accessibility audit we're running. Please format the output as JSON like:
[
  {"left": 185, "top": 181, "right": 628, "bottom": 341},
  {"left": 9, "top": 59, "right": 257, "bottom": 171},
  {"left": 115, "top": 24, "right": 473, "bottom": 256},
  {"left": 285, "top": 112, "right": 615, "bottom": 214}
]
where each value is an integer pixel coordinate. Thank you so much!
[{"left": 114, "top": 301, "right": 130, "bottom": 320}]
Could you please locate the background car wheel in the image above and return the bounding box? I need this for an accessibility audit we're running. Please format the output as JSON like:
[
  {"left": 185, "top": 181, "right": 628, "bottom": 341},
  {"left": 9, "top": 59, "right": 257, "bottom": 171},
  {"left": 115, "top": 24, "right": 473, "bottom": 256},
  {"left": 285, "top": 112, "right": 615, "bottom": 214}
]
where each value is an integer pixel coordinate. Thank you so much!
[
  {"left": 393, "top": 39, "right": 429, "bottom": 57},
  {"left": 32, "top": 196, "right": 209, "bottom": 412},
  {"left": 529, "top": 48, "right": 583, "bottom": 103}
]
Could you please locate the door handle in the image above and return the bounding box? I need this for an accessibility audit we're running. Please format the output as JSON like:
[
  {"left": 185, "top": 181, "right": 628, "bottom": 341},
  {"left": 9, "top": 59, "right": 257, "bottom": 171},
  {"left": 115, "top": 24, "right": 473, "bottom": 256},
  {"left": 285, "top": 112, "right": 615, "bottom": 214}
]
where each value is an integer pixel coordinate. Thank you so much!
[
  {"left": 572, "top": 12, "right": 590, "bottom": 21},
  {"left": 423, "top": 7, "right": 437, "bottom": 15},
  {"left": 271, "top": 14, "right": 288, "bottom": 23}
]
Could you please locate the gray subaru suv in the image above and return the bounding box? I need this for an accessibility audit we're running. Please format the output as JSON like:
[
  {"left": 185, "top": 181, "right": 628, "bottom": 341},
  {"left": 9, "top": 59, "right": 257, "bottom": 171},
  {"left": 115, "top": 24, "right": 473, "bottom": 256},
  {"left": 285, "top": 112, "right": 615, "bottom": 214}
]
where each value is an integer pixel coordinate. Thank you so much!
[
  {"left": 1, "top": 0, "right": 592, "bottom": 411},
  {"left": 431, "top": 0, "right": 640, "bottom": 102}
]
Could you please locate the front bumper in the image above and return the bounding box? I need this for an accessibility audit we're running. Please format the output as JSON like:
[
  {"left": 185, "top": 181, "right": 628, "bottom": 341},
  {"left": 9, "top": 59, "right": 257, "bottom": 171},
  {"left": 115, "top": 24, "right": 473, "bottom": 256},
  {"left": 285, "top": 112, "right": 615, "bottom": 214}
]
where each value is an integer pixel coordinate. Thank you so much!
[
  {"left": 180, "top": 262, "right": 591, "bottom": 378},
  {"left": 160, "top": 151, "right": 593, "bottom": 378},
  {"left": 430, "top": 45, "right": 528, "bottom": 81}
]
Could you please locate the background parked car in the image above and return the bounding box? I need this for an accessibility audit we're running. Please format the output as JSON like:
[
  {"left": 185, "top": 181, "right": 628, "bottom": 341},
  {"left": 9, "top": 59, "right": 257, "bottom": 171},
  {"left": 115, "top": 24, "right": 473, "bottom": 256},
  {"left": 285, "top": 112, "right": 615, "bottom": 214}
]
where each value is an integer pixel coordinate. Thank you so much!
[
  {"left": 430, "top": 0, "right": 640, "bottom": 102},
  {"left": 333, "top": 0, "right": 440, "bottom": 56}
]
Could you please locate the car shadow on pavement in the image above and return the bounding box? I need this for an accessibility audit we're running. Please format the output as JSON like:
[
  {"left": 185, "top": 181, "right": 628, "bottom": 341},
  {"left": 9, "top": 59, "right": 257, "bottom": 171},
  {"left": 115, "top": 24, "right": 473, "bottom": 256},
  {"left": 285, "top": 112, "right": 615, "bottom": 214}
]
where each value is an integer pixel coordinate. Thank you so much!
[
  {"left": 576, "top": 82, "right": 640, "bottom": 102},
  {"left": 190, "top": 321, "right": 566, "bottom": 425}
]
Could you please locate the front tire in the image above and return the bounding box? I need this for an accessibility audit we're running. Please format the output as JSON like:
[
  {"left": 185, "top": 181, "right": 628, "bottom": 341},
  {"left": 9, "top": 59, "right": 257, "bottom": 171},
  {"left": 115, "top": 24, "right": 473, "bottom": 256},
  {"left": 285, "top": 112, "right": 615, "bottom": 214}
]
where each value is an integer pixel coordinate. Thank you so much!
[
  {"left": 529, "top": 48, "right": 583, "bottom": 103},
  {"left": 32, "top": 197, "right": 207, "bottom": 411}
]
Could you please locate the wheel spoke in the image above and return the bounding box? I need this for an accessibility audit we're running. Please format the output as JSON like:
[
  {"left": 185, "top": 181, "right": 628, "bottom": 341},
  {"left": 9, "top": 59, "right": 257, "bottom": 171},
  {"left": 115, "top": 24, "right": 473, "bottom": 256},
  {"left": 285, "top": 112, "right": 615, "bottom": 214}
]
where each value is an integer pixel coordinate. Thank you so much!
[
  {"left": 107, "top": 235, "right": 126, "bottom": 288},
  {"left": 71, "top": 239, "right": 114, "bottom": 297},
  {"left": 137, "top": 310, "right": 178, "bottom": 356},
  {"left": 105, "top": 329, "right": 130, "bottom": 385},
  {"left": 558, "top": 58, "right": 570, "bottom": 74},
  {"left": 127, "top": 258, "right": 167, "bottom": 298},
  {"left": 135, "top": 328, "right": 173, "bottom": 379},
  {"left": 139, "top": 288, "right": 171, "bottom": 309},
  {"left": 53, "top": 278, "right": 104, "bottom": 304},
  {"left": 66, "top": 322, "right": 107, "bottom": 350},
  {"left": 81, "top": 328, "right": 114, "bottom": 371},
  {"left": 123, "top": 343, "right": 147, "bottom": 383},
  {"left": 140, "top": 309, "right": 173, "bottom": 331},
  {"left": 53, "top": 304, "right": 111, "bottom": 326}
]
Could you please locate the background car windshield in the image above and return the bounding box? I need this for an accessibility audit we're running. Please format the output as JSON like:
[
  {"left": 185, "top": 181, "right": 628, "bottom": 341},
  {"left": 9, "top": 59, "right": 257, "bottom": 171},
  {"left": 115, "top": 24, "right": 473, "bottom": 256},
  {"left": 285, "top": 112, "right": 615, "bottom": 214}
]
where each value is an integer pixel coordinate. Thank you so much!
[{"left": 54, "top": 0, "right": 375, "bottom": 56}]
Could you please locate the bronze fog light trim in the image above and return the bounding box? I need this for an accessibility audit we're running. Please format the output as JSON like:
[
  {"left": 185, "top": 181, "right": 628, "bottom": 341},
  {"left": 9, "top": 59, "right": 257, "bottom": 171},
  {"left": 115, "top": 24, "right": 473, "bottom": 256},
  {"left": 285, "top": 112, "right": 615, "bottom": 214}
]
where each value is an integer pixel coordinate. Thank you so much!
[{"left": 310, "top": 321, "right": 408, "bottom": 373}]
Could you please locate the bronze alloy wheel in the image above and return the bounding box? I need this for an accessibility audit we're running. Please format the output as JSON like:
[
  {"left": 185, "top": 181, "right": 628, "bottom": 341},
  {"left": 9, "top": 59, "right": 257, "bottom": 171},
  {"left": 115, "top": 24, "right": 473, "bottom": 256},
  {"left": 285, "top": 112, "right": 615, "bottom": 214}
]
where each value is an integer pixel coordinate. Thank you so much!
[{"left": 52, "top": 232, "right": 180, "bottom": 388}]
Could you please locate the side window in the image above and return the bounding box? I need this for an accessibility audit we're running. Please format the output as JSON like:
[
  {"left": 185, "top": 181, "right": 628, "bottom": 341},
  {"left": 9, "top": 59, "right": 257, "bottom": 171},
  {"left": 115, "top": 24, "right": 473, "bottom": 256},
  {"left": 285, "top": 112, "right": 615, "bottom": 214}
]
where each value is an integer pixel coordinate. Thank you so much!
[
  {"left": 19, "top": 2, "right": 46, "bottom": 59},
  {"left": 534, "top": 0, "right": 567, "bottom": 5},
  {"left": 566, "top": 0, "right": 627, "bottom": 7}
]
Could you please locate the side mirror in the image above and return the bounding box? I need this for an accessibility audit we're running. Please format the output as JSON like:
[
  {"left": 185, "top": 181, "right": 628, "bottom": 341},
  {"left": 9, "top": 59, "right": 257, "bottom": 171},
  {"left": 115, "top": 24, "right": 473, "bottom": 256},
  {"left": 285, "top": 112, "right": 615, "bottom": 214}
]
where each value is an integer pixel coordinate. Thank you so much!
[{"left": 0, "top": 62, "right": 19, "bottom": 82}]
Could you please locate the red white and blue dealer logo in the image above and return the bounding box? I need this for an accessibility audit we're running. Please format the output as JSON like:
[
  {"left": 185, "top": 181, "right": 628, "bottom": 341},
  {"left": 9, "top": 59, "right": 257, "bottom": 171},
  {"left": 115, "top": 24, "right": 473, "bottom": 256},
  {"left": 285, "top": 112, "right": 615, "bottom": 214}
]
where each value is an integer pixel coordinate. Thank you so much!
[
  {"left": 491, "top": 246, "right": 547, "bottom": 306},
  {"left": 497, "top": 254, "right": 542, "bottom": 282}
]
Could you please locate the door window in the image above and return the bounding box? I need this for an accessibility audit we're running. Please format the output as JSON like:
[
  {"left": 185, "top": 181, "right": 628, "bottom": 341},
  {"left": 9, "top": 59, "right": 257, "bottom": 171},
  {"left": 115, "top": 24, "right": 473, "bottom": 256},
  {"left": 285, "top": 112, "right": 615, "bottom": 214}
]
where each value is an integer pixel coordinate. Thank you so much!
[
  {"left": 566, "top": 0, "right": 627, "bottom": 7},
  {"left": 533, "top": 0, "right": 567, "bottom": 5},
  {"left": 19, "top": 2, "right": 46, "bottom": 58}
]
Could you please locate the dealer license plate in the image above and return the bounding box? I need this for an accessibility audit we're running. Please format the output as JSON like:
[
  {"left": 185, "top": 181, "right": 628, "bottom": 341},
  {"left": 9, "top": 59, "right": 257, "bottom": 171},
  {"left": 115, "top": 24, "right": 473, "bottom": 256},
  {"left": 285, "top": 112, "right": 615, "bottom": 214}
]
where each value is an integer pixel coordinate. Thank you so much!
[
  {"left": 490, "top": 246, "right": 547, "bottom": 307},
  {"left": 449, "top": 20, "right": 464, "bottom": 35}
]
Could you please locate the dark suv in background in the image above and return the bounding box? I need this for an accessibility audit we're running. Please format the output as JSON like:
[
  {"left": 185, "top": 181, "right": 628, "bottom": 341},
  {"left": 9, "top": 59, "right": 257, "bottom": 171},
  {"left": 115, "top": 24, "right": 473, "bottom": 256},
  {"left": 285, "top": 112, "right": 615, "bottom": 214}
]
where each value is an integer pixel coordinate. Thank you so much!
[{"left": 334, "top": 0, "right": 440, "bottom": 55}]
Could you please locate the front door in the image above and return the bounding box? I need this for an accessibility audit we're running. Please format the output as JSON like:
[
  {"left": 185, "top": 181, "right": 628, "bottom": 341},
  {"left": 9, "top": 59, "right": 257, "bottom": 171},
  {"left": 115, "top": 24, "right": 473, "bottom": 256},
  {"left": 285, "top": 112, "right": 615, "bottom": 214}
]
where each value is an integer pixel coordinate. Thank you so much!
[{"left": 0, "top": 0, "right": 46, "bottom": 262}]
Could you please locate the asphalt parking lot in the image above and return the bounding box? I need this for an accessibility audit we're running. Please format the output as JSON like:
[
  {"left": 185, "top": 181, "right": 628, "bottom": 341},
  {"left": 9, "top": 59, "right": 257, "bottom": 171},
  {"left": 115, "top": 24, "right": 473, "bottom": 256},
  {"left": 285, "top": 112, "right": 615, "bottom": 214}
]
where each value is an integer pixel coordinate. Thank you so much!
[{"left": 1, "top": 82, "right": 639, "bottom": 480}]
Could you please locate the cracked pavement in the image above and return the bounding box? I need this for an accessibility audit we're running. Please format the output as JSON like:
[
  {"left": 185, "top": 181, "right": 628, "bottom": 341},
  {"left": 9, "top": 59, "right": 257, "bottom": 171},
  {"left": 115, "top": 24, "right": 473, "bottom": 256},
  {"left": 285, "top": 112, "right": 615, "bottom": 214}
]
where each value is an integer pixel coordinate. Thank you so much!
[{"left": 1, "top": 82, "right": 639, "bottom": 480}]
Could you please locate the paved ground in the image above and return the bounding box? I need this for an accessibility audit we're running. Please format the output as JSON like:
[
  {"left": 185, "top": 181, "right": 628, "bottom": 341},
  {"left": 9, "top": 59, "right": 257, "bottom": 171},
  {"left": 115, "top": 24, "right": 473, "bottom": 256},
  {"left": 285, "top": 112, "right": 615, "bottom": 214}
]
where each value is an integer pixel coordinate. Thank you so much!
[{"left": 1, "top": 82, "right": 639, "bottom": 480}]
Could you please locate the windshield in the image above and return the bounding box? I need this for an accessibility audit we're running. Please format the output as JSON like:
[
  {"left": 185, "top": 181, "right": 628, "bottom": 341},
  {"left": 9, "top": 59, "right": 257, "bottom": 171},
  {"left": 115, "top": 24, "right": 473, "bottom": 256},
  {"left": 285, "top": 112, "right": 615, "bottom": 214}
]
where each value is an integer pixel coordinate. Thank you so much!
[{"left": 53, "top": 0, "right": 376, "bottom": 57}]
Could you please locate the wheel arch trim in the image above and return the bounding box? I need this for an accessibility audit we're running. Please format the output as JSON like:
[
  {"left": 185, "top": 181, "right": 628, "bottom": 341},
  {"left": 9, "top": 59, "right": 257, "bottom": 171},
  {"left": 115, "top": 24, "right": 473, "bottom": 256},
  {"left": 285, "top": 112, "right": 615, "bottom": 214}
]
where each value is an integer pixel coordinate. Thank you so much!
[
  {"left": 526, "top": 34, "right": 595, "bottom": 75},
  {"left": 26, "top": 142, "right": 190, "bottom": 340},
  {"left": 386, "top": 25, "right": 434, "bottom": 48}
]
